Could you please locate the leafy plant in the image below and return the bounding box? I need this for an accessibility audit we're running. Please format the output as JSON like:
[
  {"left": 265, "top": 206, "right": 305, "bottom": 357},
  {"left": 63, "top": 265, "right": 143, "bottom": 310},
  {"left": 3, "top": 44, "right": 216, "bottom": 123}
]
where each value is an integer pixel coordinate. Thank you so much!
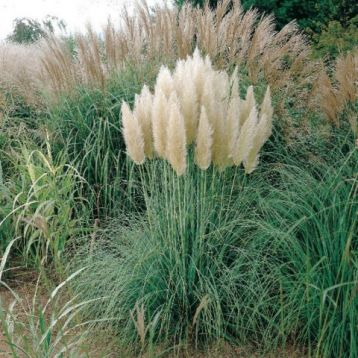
[
  {"left": 1, "top": 145, "right": 89, "bottom": 266},
  {"left": 312, "top": 17, "right": 358, "bottom": 60}
]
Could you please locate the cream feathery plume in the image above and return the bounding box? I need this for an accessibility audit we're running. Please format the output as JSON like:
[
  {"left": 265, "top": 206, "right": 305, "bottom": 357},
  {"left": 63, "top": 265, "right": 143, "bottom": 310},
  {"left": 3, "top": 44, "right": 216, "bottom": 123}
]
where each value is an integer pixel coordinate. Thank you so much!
[
  {"left": 201, "top": 74, "right": 224, "bottom": 167},
  {"left": 173, "top": 57, "right": 198, "bottom": 144},
  {"left": 195, "top": 106, "right": 213, "bottom": 170},
  {"left": 244, "top": 88, "right": 273, "bottom": 173},
  {"left": 260, "top": 86, "right": 273, "bottom": 133},
  {"left": 166, "top": 93, "right": 187, "bottom": 176},
  {"left": 227, "top": 67, "right": 241, "bottom": 158},
  {"left": 155, "top": 65, "right": 175, "bottom": 99},
  {"left": 256, "top": 86, "right": 273, "bottom": 146},
  {"left": 173, "top": 59, "right": 185, "bottom": 88},
  {"left": 134, "top": 85, "right": 154, "bottom": 158},
  {"left": 243, "top": 154, "right": 260, "bottom": 174},
  {"left": 180, "top": 72, "right": 198, "bottom": 145},
  {"left": 192, "top": 48, "right": 211, "bottom": 104},
  {"left": 232, "top": 106, "right": 258, "bottom": 166},
  {"left": 152, "top": 89, "right": 168, "bottom": 158},
  {"left": 230, "top": 66, "right": 239, "bottom": 98},
  {"left": 211, "top": 72, "right": 230, "bottom": 169},
  {"left": 243, "top": 114, "right": 268, "bottom": 174},
  {"left": 204, "top": 54, "right": 212, "bottom": 71},
  {"left": 227, "top": 94, "right": 241, "bottom": 159},
  {"left": 214, "top": 71, "right": 230, "bottom": 102},
  {"left": 121, "top": 101, "right": 145, "bottom": 164},
  {"left": 240, "top": 85, "right": 256, "bottom": 126}
]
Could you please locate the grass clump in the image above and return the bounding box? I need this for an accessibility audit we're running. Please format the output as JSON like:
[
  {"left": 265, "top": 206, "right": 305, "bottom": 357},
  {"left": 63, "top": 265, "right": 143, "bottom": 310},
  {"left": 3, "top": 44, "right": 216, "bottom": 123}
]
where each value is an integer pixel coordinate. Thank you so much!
[
  {"left": 71, "top": 145, "right": 357, "bottom": 356},
  {"left": 0, "top": 1, "right": 357, "bottom": 356},
  {"left": 255, "top": 152, "right": 358, "bottom": 358},
  {"left": 71, "top": 159, "right": 276, "bottom": 351},
  {"left": 0, "top": 145, "right": 89, "bottom": 266},
  {"left": 46, "top": 64, "right": 158, "bottom": 219}
]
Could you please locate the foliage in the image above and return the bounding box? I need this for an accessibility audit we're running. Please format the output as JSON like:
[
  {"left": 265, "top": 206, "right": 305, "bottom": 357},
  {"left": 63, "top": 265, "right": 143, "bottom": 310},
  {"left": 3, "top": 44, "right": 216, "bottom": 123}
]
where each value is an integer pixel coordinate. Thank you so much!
[
  {"left": 0, "top": 1, "right": 357, "bottom": 356},
  {"left": 45, "top": 64, "right": 157, "bottom": 219},
  {"left": 312, "top": 17, "right": 358, "bottom": 59},
  {"left": 70, "top": 158, "right": 276, "bottom": 350},
  {"left": 70, "top": 137, "right": 357, "bottom": 356},
  {"left": 0, "top": 145, "right": 89, "bottom": 266},
  {"left": 7, "top": 16, "right": 66, "bottom": 44},
  {"left": 253, "top": 148, "right": 358, "bottom": 357}
]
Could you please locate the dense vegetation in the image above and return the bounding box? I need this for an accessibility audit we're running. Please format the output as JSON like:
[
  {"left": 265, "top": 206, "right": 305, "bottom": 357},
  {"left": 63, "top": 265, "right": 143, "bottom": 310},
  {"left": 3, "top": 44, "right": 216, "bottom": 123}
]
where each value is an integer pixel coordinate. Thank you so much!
[
  {"left": 176, "top": 0, "right": 358, "bottom": 59},
  {"left": 0, "top": 1, "right": 357, "bottom": 357}
]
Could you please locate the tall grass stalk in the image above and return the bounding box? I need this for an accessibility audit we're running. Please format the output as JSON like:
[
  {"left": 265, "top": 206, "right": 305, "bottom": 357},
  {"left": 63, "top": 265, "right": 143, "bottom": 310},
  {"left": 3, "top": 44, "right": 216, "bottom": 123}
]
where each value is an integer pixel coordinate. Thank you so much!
[{"left": 70, "top": 153, "right": 280, "bottom": 352}]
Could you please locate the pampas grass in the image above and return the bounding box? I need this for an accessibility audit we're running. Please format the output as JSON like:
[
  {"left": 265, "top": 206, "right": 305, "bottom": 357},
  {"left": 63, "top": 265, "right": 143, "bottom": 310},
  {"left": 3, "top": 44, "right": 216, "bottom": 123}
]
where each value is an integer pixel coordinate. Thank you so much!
[
  {"left": 121, "top": 50, "right": 273, "bottom": 175},
  {"left": 121, "top": 102, "right": 145, "bottom": 165},
  {"left": 167, "top": 93, "right": 187, "bottom": 175},
  {"left": 152, "top": 89, "right": 169, "bottom": 158},
  {"left": 134, "top": 85, "right": 154, "bottom": 159},
  {"left": 195, "top": 106, "right": 213, "bottom": 170},
  {"left": 0, "top": 42, "right": 43, "bottom": 106}
]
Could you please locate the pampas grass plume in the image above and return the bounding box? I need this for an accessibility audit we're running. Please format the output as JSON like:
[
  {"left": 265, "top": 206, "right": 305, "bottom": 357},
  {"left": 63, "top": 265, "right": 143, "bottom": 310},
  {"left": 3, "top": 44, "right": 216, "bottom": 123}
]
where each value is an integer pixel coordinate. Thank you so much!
[
  {"left": 122, "top": 50, "right": 273, "bottom": 175},
  {"left": 240, "top": 85, "right": 256, "bottom": 126},
  {"left": 260, "top": 86, "right": 273, "bottom": 123},
  {"left": 195, "top": 106, "right": 213, "bottom": 170},
  {"left": 181, "top": 79, "right": 199, "bottom": 145},
  {"left": 152, "top": 89, "right": 168, "bottom": 158},
  {"left": 232, "top": 106, "right": 258, "bottom": 166},
  {"left": 155, "top": 66, "right": 175, "bottom": 99},
  {"left": 227, "top": 95, "right": 241, "bottom": 158},
  {"left": 167, "top": 93, "right": 187, "bottom": 175},
  {"left": 243, "top": 87, "right": 273, "bottom": 173},
  {"left": 121, "top": 101, "right": 145, "bottom": 164},
  {"left": 134, "top": 85, "right": 154, "bottom": 158}
]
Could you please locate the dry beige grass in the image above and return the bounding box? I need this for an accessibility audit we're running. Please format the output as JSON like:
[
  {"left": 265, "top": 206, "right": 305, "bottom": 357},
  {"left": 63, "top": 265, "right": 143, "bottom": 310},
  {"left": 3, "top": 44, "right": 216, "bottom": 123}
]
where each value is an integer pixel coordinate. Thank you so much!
[
  {"left": 0, "top": 42, "right": 43, "bottom": 106},
  {"left": 316, "top": 49, "right": 358, "bottom": 134},
  {"left": 1, "top": 1, "right": 318, "bottom": 107},
  {"left": 2, "top": 0, "right": 348, "bottom": 145}
]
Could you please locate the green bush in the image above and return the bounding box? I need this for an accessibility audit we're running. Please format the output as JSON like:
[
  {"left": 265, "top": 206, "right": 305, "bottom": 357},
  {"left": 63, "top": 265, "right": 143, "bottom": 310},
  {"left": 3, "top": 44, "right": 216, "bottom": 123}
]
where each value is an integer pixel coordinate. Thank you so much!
[{"left": 312, "top": 17, "right": 358, "bottom": 60}]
